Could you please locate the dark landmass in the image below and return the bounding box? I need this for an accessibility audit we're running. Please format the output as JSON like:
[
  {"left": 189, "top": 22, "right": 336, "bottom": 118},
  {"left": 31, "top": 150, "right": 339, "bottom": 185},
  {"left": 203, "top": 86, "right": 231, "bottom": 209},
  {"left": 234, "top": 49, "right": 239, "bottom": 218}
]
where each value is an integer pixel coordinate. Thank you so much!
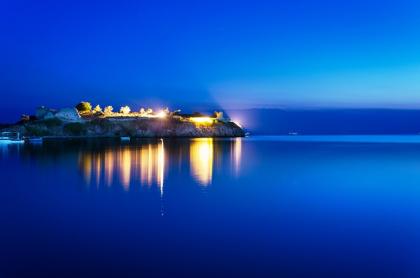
[
  {"left": 0, "top": 103, "right": 244, "bottom": 138},
  {"left": 1, "top": 115, "right": 244, "bottom": 138}
]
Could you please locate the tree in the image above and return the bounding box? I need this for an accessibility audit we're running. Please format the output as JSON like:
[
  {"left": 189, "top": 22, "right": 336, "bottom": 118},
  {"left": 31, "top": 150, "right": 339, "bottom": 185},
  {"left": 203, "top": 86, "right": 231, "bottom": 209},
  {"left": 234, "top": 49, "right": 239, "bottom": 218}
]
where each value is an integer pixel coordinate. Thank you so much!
[
  {"left": 104, "top": 106, "right": 113, "bottom": 115},
  {"left": 93, "top": 105, "right": 102, "bottom": 113},
  {"left": 75, "top": 102, "right": 92, "bottom": 113},
  {"left": 213, "top": 111, "right": 223, "bottom": 120},
  {"left": 120, "top": 106, "right": 131, "bottom": 115}
]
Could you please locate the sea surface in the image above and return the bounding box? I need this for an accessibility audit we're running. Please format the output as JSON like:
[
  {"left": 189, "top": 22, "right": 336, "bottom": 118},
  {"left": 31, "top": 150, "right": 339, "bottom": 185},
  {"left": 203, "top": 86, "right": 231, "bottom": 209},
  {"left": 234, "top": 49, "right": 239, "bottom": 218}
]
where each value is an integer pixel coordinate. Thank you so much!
[{"left": 2, "top": 136, "right": 420, "bottom": 277}]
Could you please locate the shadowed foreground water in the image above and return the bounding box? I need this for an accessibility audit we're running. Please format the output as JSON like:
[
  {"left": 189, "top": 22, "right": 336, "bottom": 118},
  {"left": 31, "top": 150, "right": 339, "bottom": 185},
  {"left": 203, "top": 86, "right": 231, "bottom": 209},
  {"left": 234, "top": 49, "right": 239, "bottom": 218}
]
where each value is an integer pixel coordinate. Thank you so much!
[{"left": 2, "top": 136, "right": 420, "bottom": 277}]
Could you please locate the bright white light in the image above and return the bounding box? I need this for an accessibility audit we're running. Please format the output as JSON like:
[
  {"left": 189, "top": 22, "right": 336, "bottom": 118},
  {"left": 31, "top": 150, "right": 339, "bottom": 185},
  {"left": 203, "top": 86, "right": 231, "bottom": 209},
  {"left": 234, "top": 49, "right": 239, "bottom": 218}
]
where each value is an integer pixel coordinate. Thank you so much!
[
  {"left": 232, "top": 119, "right": 242, "bottom": 128},
  {"left": 156, "top": 110, "right": 167, "bottom": 118}
]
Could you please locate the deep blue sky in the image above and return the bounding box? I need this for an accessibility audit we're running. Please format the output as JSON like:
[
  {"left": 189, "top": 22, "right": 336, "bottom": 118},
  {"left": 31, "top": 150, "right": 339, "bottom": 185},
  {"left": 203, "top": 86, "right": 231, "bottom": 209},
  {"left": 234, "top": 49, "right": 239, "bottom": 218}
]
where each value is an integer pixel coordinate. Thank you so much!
[{"left": 2, "top": 0, "right": 420, "bottom": 121}]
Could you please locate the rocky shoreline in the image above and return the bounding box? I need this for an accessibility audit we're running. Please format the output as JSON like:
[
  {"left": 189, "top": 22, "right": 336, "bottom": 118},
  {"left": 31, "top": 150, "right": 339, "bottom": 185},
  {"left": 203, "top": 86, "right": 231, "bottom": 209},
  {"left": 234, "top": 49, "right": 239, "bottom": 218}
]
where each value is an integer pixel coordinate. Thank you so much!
[
  {"left": 2, "top": 115, "right": 244, "bottom": 138},
  {"left": 1, "top": 104, "right": 245, "bottom": 138}
]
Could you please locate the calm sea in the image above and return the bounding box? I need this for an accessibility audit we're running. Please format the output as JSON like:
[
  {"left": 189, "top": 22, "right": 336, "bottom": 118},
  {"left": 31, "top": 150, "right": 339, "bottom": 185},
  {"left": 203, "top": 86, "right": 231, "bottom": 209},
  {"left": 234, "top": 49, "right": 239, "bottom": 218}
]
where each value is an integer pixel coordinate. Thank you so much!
[{"left": 1, "top": 136, "right": 420, "bottom": 277}]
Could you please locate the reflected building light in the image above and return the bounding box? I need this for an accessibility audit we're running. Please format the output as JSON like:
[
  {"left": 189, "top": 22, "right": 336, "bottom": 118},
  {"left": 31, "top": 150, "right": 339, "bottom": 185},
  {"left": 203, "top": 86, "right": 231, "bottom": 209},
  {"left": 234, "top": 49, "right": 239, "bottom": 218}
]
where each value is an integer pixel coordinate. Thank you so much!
[
  {"left": 157, "top": 139, "right": 165, "bottom": 197},
  {"left": 159, "top": 140, "right": 166, "bottom": 216},
  {"left": 233, "top": 138, "right": 242, "bottom": 176},
  {"left": 148, "top": 145, "right": 153, "bottom": 185},
  {"left": 105, "top": 150, "right": 114, "bottom": 186},
  {"left": 78, "top": 140, "right": 166, "bottom": 192},
  {"left": 137, "top": 142, "right": 166, "bottom": 191},
  {"left": 120, "top": 147, "right": 132, "bottom": 190},
  {"left": 140, "top": 145, "right": 149, "bottom": 185},
  {"left": 95, "top": 154, "right": 102, "bottom": 187},
  {"left": 79, "top": 152, "right": 92, "bottom": 184},
  {"left": 190, "top": 138, "right": 214, "bottom": 186}
]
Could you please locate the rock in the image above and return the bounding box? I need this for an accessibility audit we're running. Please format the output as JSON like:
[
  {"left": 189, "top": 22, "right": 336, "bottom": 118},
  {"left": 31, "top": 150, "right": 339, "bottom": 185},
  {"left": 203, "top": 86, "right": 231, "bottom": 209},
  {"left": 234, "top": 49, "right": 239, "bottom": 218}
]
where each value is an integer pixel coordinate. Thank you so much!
[
  {"left": 20, "top": 114, "right": 30, "bottom": 122},
  {"left": 43, "top": 112, "right": 55, "bottom": 120},
  {"left": 35, "top": 106, "right": 61, "bottom": 120},
  {"left": 55, "top": 108, "right": 81, "bottom": 122},
  {"left": 44, "top": 112, "right": 55, "bottom": 119},
  {"left": 12, "top": 116, "right": 244, "bottom": 138},
  {"left": 213, "top": 111, "right": 230, "bottom": 123},
  {"left": 36, "top": 106, "right": 54, "bottom": 119}
]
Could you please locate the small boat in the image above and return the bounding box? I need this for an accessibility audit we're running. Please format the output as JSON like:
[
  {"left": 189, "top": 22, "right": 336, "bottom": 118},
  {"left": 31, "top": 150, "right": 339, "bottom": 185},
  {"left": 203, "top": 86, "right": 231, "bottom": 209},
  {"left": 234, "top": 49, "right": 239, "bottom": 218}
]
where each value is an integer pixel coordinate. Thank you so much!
[
  {"left": 0, "top": 132, "right": 24, "bottom": 144},
  {"left": 120, "top": 136, "right": 131, "bottom": 142}
]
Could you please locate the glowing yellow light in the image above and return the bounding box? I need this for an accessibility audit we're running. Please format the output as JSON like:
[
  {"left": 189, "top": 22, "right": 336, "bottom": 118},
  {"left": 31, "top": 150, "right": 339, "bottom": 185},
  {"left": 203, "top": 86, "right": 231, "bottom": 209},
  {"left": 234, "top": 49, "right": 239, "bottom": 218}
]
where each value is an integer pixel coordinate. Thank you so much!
[
  {"left": 138, "top": 143, "right": 166, "bottom": 189},
  {"left": 105, "top": 150, "right": 114, "bottom": 186},
  {"left": 79, "top": 142, "right": 166, "bottom": 191},
  {"left": 140, "top": 145, "right": 150, "bottom": 185},
  {"left": 189, "top": 117, "right": 214, "bottom": 124},
  {"left": 233, "top": 138, "right": 242, "bottom": 176},
  {"left": 157, "top": 139, "right": 165, "bottom": 196},
  {"left": 147, "top": 144, "right": 153, "bottom": 185},
  {"left": 156, "top": 110, "right": 167, "bottom": 118},
  {"left": 95, "top": 154, "right": 101, "bottom": 187},
  {"left": 190, "top": 138, "right": 213, "bottom": 186},
  {"left": 80, "top": 152, "right": 92, "bottom": 184},
  {"left": 120, "top": 147, "right": 131, "bottom": 190}
]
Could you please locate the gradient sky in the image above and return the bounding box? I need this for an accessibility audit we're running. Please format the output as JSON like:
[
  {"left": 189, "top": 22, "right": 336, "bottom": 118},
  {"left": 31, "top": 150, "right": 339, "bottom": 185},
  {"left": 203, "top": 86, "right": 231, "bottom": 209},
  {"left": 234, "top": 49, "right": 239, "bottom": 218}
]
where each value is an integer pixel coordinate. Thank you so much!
[{"left": 2, "top": 0, "right": 420, "bottom": 121}]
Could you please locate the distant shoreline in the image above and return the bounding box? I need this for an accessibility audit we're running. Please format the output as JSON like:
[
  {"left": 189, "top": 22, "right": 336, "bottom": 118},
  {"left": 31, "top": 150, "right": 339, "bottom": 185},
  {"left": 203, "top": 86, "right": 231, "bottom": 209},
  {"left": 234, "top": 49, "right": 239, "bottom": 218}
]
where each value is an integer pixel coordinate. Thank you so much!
[{"left": 1, "top": 117, "right": 245, "bottom": 139}]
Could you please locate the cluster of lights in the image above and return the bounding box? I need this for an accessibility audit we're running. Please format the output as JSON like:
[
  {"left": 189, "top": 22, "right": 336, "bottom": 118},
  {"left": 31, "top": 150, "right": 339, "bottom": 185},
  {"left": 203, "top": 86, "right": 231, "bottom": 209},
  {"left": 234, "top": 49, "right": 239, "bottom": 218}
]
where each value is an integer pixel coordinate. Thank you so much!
[
  {"left": 189, "top": 117, "right": 215, "bottom": 124},
  {"left": 95, "top": 104, "right": 222, "bottom": 125},
  {"left": 101, "top": 106, "right": 169, "bottom": 118},
  {"left": 155, "top": 110, "right": 167, "bottom": 118}
]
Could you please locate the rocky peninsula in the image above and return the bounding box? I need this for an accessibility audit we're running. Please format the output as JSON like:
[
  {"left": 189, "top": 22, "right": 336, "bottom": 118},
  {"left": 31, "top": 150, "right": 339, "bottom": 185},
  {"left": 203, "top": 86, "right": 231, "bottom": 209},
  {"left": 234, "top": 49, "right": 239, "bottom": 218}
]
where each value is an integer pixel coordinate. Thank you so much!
[{"left": 1, "top": 102, "right": 245, "bottom": 138}]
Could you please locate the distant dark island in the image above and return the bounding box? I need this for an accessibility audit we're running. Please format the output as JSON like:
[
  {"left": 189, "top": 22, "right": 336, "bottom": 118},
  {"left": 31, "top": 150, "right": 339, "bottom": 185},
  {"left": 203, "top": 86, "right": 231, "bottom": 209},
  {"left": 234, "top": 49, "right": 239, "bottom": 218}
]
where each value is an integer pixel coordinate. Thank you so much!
[{"left": 1, "top": 102, "right": 244, "bottom": 138}]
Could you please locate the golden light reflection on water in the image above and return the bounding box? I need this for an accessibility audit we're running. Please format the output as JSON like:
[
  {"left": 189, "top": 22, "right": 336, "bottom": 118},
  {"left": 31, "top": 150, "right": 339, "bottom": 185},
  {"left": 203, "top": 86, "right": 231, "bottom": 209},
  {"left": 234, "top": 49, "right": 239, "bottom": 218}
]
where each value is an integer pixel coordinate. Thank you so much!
[
  {"left": 157, "top": 139, "right": 165, "bottom": 196},
  {"left": 190, "top": 138, "right": 214, "bottom": 186},
  {"left": 105, "top": 150, "right": 114, "bottom": 186},
  {"left": 79, "top": 140, "right": 166, "bottom": 191},
  {"left": 95, "top": 154, "right": 101, "bottom": 187},
  {"left": 79, "top": 153, "right": 92, "bottom": 184},
  {"left": 233, "top": 137, "right": 242, "bottom": 176},
  {"left": 79, "top": 138, "right": 242, "bottom": 190},
  {"left": 119, "top": 147, "right": 131, "bottom": 190}
]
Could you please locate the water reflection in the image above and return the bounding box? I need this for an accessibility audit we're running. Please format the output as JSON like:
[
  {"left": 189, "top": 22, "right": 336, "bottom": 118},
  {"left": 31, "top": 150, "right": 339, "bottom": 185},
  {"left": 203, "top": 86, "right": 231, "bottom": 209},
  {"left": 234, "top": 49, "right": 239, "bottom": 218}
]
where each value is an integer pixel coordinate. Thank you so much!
[
  {"left": 232, "top": 137, "right": 242, "bottom": 176},
  {"left": 190, "top": 138, "right": 214, "bottom": 186},
  {"left": 79, "top": 152, "right": 92, "bottom": 184},
  {"left": 8, "top": 138, "right": 420, "bottom": 277},
  {"left": 105, "top": 150, "right": 114, "bottom": 186},
  {"left": 76, "top": 138, "right": 242, "bottom": 190},
  {"left": 2, "top": 138, "right": 244, "bottom": 190},
  {"left": 119, "top": 147, "right": 131, "bottom": 190},
  {"left": 78, "top": 140, "right": 167, "bottom": 191}
]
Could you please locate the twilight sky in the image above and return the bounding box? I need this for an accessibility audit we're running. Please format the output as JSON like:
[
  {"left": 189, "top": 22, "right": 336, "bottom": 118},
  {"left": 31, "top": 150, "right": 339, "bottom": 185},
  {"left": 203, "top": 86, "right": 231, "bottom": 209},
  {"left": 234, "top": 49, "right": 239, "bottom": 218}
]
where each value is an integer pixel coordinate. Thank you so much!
[{"left": 2, "top": 0, "right": 420, "bottom": 121}]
